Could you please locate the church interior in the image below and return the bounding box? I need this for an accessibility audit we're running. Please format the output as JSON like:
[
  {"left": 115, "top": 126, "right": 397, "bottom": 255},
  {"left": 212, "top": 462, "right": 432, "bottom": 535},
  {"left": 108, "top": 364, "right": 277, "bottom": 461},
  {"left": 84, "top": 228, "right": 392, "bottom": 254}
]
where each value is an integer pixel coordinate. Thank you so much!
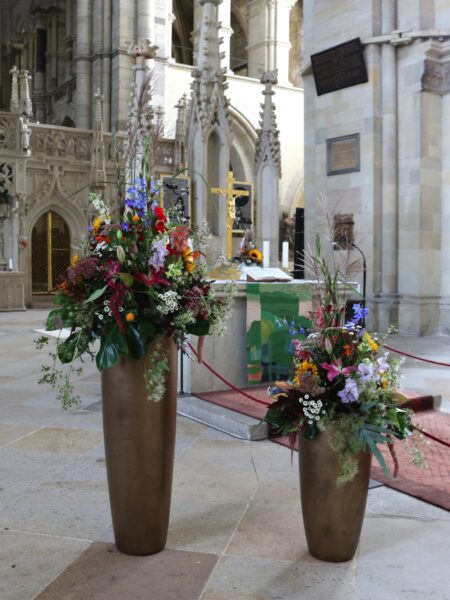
[{"left": 0, "top": 2, "right": 449, "bottom": 599}]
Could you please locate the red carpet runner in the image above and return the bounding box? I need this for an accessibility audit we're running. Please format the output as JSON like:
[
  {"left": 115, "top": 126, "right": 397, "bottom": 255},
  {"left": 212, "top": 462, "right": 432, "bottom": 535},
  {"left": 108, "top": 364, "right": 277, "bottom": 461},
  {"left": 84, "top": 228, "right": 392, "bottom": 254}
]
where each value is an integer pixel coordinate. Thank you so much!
[{"left": 194, "top": 387, "right": 449, "bottom": 512}]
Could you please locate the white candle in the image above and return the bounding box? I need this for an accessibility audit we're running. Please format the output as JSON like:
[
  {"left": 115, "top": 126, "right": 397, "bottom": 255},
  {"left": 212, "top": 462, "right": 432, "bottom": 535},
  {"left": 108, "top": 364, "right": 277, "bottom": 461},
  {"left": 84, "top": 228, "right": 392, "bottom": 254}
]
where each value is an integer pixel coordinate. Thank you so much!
[
  {"left": 282, "top": 241, "right": 289, "bottom": 269},
  {"left": 8, "top": 259, "right": 13, "bottom": 271},
  {"left": 263, "top": 241, "right": 270, "bottom": 268}
]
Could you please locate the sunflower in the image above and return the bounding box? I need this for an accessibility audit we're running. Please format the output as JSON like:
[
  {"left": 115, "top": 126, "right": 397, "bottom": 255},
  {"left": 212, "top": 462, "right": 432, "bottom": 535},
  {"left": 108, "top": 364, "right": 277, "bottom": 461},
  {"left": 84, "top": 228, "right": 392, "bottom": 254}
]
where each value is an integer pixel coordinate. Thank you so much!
[{"left": 248, "top": 248, "right": 262, "bottom": 263}]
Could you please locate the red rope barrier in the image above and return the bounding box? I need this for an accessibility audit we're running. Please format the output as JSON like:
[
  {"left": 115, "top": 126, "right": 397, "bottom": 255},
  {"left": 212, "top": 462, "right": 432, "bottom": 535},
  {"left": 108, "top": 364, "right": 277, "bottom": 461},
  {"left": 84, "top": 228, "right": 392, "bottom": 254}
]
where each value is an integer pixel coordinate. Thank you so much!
[
  {"left": 188, "top": 342, "right": 271, "bottom": 407},
  {"left": 188, "top": 343, "right": 450, "bottom": 448},
  {"left": 384, "top": 345, "right": 450, "bottom": 368}
]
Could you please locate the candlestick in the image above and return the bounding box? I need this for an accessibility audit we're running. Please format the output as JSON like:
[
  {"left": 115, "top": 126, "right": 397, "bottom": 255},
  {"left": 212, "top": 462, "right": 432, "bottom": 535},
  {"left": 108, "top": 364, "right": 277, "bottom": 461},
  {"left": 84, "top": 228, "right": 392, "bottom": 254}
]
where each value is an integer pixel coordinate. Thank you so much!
[
  {"left": 8, "top": 259, "right": 13, "bottom": 271},
  {"left": 282, "top": 241, "right": 289, "bottom": 269},
  {"left": 263, "top": 241, "right": 270, "bottom": 268}
]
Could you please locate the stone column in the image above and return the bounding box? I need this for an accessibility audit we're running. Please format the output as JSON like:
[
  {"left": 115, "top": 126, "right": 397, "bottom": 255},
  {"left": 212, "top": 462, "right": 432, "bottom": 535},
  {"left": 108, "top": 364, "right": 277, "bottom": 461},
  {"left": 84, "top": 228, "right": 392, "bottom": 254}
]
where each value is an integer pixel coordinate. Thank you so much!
[
  {"left": 91, "top": 0, "right": 104, "bottom": 125},
  {"left": 65, "top": 0, "right": 75, "bottom": 80},
  {"left": 247, "top": 0, "right": 269, "bottom": 79},
  {"left": 102, "top": 0, "right": 112, "bottom": 130},
  {"left": 111, "top": 0, "right": 135, "bottom": 130},
  {"left": 34, "top": 18, "right": 47, "bottom": 122},
  {"left": 75, "top": 0, "right": 92, "bottom": 129},
  {"left": 48, "top": 9, "right": 58, "bottom": 89},
  {"left": 441, "top": 88, "right": 450, "bottom": 300},
  {"left": 138, "top": 0, "right": 155, "bottom": 43},
  {"left": 381, "top": 0, "right": 398, "bottom": 295},
  {"left": 217, "top": 0, "right": 231, "bottom": 71},
  {"left": 272, "top": 0, "right": 295, "bottom": 84}
]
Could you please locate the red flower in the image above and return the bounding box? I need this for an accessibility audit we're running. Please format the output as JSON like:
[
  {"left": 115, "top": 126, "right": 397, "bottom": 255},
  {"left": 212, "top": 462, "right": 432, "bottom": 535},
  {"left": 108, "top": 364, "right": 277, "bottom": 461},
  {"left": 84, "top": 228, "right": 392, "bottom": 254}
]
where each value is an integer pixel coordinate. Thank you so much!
[
  {"left": 155, "top": 220, "right": 166, "bottom": 233},
  {"left": 155, "top": 207, "right": 167, "bottom": 222}
]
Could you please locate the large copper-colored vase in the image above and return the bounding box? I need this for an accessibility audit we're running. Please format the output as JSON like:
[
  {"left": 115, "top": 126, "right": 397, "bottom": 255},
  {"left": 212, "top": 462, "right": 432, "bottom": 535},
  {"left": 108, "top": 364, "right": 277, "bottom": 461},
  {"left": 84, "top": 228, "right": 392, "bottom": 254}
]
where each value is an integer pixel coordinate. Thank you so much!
[
  {"left": 101, "top": 338, "right": 177, "bottom": 556},
  {"left": 299, "top": 429, "right": 371, "bottom": 562}
]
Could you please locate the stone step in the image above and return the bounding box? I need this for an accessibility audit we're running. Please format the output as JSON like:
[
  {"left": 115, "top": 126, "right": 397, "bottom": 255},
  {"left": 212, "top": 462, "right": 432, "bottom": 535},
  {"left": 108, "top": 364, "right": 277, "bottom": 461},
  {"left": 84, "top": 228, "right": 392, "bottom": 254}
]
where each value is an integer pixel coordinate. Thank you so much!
[{"left": 177, "top": 394, "right": 268, "bottom": 441}]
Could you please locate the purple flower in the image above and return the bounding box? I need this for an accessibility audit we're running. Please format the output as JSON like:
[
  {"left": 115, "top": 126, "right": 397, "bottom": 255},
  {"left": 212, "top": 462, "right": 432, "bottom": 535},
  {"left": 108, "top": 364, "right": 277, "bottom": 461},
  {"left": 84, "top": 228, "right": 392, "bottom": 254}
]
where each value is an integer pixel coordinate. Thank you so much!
[
  {"left": 121, "top": 222, "right": 130, "bottom": 233},
  {"left": 149, "top": 238, "right": 169, "bottom": 270},
  {"left": 357, "top": 362, "right": 377, "bottom": 384},
  {"left": 346, "top": 303, "right": 369, "bottom": 327},
  {"left": 377, "top": 353, "right": 389, "bottom": 373},
  {"left": 337, "top": 378, "right": 359, "bottom": 404}
]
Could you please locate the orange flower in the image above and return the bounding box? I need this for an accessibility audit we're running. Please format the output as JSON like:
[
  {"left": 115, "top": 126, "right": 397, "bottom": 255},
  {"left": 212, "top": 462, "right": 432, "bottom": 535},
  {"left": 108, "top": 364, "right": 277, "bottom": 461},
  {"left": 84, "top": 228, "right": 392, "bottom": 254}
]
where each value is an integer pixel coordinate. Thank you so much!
[
  {"left": 125, "top": 312, "right": 135, "bottom": 322},
  {"left": 342, "top": 344, "right": 352, "bottom": 356},
  {"left": 248, "top": 248, "right": 262, "bottom": 262},
  {"left": 132, "top": 215, "right": 140, "bottom": 223},
  {"left": 70, "top": 255, "right": 79, "bottom": 267},
  {"left": 183, "top": 248, "right": 195, "bottom": 273},
  {"left": 92, "top": 217, "right": 103, "bottom": 232}
]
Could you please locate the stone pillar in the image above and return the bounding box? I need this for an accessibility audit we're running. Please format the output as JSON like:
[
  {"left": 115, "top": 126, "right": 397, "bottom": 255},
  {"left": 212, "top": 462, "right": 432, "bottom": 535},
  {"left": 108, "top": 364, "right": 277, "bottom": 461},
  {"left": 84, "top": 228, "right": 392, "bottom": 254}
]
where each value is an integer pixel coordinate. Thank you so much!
[
  {"left": 137, "top": 0, "right": 155, "bottom": 42},
  {"left": 48, "top": 10, "right": 58, "bottom": 89},
  {"left": 91, "top": 0, "right": 104, "bottom": 125},
  {"left": 381, "top": 0, "right": 398, "bottom": 295},
  {"left": 34, "top": 18, "right": 47, "bottom": 122},
  {"left": 111, "top": 0, "right": 135, "bottom": 130},
  {"left": 102, "top": 0, "right": 112, "bottom": 130},
  {"left": 65, "top": 0, "right": 75, "bottom": 80},
  {"left": 75, "top": 0, "right": 92, "bottom": 129},
  {"left": 441, "top": 87, "right": 450, "bottom": 300},
  {"left": 247, "top": 0, "right": 293, "bottom": 84},
  {"left": 218, "top": 0, "right": 231, "bottom": 71},
  {"left": 247, "top": 0, "right": 269, "bottom": 79}
]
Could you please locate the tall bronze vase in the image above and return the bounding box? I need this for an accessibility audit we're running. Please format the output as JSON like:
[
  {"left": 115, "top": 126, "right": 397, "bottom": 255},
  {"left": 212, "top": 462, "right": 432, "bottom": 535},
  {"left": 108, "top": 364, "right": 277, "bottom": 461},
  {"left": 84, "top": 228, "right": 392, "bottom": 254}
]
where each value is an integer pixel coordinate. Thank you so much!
[
  {"left": 101, "top": 337, "right": 178, "bottom": 556},
  {"left": 298, "top": 429, "right": 371, "bottom": 562}
]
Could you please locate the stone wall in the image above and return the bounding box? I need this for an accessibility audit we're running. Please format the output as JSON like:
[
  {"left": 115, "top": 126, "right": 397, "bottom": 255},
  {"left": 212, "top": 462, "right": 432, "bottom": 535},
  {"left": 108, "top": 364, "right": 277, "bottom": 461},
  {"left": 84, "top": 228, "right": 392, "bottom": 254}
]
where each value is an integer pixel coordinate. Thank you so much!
[{"left": 303, "top": 0, "right": 450, "bottom": 334}]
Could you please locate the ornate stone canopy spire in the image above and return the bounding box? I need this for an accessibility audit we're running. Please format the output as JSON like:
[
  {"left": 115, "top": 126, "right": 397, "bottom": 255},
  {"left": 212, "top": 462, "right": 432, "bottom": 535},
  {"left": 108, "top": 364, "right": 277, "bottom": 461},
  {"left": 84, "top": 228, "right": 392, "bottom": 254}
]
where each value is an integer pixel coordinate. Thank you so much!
[
  {"left": 9, "top": 66, "right": 20, "bottom": 113},
  {"left": 189, "top": 0, "right": 231, "bottom": 138},
  {"left": 255, "top": 70, "right": 281, "bottom": 177}
]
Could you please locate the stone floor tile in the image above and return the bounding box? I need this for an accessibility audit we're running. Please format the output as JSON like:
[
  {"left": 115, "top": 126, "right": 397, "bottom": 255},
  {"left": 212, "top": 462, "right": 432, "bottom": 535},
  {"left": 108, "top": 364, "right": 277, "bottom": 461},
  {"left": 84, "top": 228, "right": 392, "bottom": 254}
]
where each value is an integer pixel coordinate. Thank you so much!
[
  {"left": 0, "top": 404, "right": 63, "bottom": 426},
  {"left": 226, "top": 472, "right": 305, "bottom": 561},
  {"left": 175, "top": 434, "right": 197, "bottom": 458},
  {"left": 37, "top": 542, "right": 218, "bottom": 600},
  {"left": 176, "top": 415, "right": 208, "bottom": 437},
  {"left": 201, "top": 555, "right": 357, "bottom": 600},
  {"left": 250, "top": 439, "right": 300, "bottom": 473},
  {"left": 0, "top": 423, "right": 38, "bottom": 447},
  {"left": 0, "top": 481, "right": 111, "bottom": 539},
  {"left": 173, "top": 461, "right": 258, "bottom": 504},
  {"left": 44, "top": 411, "right": 103, "bottom": 432},
  {"left": 167, "top": 498, "right": 249, "bottom": 554},
  {"left": 0, "top": 480, "right": 37, "bottom": 511},
  {"left": 8, "top": 426, "right": 103, "bottom": 454},
  {"left": 0, "top": 529, "right": 88, "bottom": 600},
  {"left": 366, "top": 486, "right": 450, "bottom": 521},
  {"left": 357, "top": 517, "right": 450, "bottom": 599},
  {"left": 0, "top": 447, "right": 76, "bottom": 484},
  {"left": 177, "top": 438, "right": 257, "bottom": 471}
]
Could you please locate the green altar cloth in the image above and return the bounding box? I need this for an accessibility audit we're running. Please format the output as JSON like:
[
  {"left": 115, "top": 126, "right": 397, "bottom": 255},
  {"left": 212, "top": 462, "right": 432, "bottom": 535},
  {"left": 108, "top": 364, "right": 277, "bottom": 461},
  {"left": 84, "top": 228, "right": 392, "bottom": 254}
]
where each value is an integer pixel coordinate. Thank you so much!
[{"left": 246, "top": 283, "right": 313, "bottom": 385}]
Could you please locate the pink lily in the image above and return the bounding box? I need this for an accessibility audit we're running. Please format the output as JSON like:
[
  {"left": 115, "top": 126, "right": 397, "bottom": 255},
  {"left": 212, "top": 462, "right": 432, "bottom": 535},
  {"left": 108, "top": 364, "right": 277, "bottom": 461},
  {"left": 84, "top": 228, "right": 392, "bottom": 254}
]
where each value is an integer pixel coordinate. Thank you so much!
[{"left": 320, "top": 360, "right": 355, "bottom": 382}]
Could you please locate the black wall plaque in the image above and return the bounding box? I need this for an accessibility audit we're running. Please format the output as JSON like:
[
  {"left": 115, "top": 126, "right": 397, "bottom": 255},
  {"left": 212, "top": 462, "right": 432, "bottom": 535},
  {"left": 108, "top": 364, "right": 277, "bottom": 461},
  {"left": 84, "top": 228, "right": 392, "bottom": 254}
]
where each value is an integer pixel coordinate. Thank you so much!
[{"left": 311, "top": 38, "right": 368, "bottom": 96}]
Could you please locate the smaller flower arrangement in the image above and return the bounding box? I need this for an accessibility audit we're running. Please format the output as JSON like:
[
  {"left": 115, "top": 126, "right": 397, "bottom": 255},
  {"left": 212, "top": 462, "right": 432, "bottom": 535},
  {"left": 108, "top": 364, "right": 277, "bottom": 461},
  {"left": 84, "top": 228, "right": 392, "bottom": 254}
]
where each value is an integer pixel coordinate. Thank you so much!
[
  {"left": 264, "top": 235, "right": 423, "bottom": 484},
  {"left": 237, "top": 236, "right": 263, "bottom": 266}
]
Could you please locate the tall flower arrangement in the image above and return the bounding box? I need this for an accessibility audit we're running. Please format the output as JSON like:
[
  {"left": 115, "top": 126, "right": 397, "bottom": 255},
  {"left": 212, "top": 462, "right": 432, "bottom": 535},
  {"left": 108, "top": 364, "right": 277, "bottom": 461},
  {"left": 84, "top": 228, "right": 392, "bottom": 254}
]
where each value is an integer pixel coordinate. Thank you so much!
[
  {"left": 38, "top": 72, "right": 235, "bottom": 406},
  {"left": 264, "top": 231, "right": 423, "bottom": 484}
]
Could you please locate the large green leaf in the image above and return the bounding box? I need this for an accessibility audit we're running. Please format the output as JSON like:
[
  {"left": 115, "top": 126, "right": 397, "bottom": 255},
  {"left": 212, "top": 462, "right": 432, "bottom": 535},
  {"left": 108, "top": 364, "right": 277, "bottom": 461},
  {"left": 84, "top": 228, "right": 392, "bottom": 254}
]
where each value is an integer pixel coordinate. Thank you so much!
[
  {"left": 96, "top": 340, "right": 119, "bottom": 370},
  {"left": 46, "top": 309, "right": 64, "bottom": 331},
  {"left": 186, "top": 320, "right": 210, "bottom": 336},
  {"left": 127, "top": 324, "right": 147, "bottom": 360},
  {"left": 57, "top": 333, "right": 78, "bottom": 364},
  {"left": 84, "top": 285, "right": 108, "bottom": 304}
]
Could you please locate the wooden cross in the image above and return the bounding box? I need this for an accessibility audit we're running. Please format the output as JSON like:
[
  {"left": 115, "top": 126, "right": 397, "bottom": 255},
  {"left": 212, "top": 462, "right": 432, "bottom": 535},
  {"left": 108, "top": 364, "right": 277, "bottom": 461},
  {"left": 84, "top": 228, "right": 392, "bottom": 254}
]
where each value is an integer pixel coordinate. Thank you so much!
[{"left": 211, "top": 171, "right": 249, "bottom": 260}]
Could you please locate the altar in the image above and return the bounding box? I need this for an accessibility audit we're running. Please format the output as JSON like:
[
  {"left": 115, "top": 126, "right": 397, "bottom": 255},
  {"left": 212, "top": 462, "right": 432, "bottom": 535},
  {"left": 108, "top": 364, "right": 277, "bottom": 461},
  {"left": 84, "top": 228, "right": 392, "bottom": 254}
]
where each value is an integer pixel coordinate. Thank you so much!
[{"left": 187, "top": 279, "right": 357, "bottom": 394}]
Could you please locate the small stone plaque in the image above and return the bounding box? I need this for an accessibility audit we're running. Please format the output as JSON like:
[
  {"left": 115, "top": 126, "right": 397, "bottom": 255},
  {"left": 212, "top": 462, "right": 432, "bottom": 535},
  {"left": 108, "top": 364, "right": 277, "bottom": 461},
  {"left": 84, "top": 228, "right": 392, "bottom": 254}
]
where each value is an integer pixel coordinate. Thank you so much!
[
  {"left": 311, "top": 38, "right": 368, "bottom": 96},
  {"left": 327, "top": 134, "right": 360, "bottom": 176}
]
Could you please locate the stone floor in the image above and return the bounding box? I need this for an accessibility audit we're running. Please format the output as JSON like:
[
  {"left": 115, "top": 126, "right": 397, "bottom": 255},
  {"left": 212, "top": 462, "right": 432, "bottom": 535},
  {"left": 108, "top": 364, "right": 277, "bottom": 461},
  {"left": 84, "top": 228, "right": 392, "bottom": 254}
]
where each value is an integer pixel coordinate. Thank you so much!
[{"left": 0, "top": 310, "right": 449, "bottom": 600}]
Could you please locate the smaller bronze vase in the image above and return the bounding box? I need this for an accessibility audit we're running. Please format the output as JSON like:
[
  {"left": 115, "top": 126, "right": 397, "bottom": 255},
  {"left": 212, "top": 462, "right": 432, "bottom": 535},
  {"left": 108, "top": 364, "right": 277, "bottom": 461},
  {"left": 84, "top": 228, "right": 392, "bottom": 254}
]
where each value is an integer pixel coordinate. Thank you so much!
[{"left": 298, "top": 428, "right": 371, "bottom": 562}]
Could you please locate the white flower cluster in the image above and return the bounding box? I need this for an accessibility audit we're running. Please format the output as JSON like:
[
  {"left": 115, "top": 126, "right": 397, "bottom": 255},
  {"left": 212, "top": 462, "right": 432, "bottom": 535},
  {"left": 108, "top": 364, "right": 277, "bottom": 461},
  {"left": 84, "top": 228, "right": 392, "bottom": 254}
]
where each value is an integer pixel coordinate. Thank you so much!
[
  {"left": 300, "top": 394, "right": 324, "bottom": 425},
  {"left": 89, "top": 193, "right": 110, "bottom": 220},
  {"left": 157, "top": 290, "right": 180, "bottom": 315}
]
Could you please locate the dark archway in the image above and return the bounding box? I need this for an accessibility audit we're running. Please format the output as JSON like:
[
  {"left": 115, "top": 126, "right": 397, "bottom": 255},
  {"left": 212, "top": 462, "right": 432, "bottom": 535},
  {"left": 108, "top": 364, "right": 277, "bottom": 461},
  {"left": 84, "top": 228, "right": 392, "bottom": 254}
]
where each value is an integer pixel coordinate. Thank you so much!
[{"left": 32, "top": 210, "right": 71, "bottom": 293}]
